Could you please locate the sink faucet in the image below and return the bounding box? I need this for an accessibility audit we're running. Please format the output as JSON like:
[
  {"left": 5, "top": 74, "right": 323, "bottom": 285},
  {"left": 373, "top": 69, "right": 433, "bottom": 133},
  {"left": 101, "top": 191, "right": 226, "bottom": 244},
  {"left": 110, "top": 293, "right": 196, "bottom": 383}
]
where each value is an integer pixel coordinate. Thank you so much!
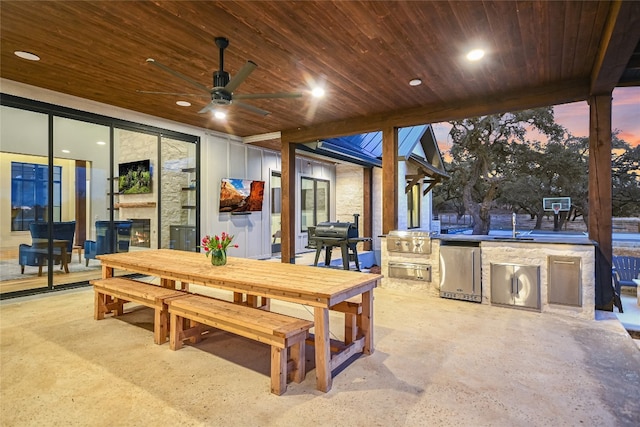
[{"left": 512, "top": 212, "right": 518, "bottom": 238}]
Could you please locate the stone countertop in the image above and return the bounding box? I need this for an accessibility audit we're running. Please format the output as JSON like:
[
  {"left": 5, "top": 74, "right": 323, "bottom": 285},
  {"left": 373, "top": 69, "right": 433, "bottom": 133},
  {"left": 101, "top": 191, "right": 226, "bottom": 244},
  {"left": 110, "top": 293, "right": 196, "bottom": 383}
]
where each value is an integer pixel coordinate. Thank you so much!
[{"left": 436, "top": 234, "right": 596, "bottom": 246}]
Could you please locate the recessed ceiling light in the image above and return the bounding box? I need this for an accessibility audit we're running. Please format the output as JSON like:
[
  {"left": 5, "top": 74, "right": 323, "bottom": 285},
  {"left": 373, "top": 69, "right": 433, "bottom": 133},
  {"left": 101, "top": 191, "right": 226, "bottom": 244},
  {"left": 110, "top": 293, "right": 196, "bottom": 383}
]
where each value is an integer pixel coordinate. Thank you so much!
[
  {"left": 409, "top": 78, "right": 422, "bottom": 86},
  {"left": 466, "top": 49, "right": 485, "bottom": 61},
  {"left": 176, "top": 100, "right": 191, "bottom": 107},
  {"left": 61, "top": 149, "right": 70, "bottom": 154},
  {"left": 214, "top": 110, "right": 226, "bottom": 119},
  {"left": 96, "top": 141, "right": 106, "bottom": 145},
  {"left": 14, "top": 51, "right": 40, "bottom": 61},
  {"left": 311, "top": 87, "right": 325, "bottom": 98}
]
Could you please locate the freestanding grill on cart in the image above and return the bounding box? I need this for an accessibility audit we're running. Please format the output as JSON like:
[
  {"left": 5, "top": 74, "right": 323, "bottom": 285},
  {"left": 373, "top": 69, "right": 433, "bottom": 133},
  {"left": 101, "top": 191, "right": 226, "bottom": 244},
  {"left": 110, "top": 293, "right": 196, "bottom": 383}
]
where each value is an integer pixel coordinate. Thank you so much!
[{"left": 308, "top": 216, "right": 371, "bottom": 271}]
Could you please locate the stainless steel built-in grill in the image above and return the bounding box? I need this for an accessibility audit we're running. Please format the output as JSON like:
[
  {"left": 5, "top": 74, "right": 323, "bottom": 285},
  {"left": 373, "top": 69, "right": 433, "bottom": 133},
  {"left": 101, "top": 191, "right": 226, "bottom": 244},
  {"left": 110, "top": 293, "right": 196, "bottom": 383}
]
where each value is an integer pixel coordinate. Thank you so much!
[
  {"left": 386, "top": 230, "right": 432, "bottom": 254},
  {"left": 386, "top": 230, "right": 432, "bottom": 281},
  {"left": 308, "top": 220, "right": 371, "bottom": 271}
]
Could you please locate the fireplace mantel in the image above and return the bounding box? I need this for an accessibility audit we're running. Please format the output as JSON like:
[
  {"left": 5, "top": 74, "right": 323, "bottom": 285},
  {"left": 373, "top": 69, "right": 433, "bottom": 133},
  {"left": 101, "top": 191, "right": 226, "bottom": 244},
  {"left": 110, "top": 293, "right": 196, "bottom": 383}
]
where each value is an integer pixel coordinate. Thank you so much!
[{"left": 114, "top": 202, "right": 157, "bottom": 208}]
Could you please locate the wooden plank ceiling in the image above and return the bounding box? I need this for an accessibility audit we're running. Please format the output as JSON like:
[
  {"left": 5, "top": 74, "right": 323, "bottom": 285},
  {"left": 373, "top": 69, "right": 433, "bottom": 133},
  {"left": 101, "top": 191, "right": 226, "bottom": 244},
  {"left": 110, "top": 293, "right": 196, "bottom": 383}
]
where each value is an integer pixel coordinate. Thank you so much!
[{"left": 1, "top": 1, "right": 638, "bottom": 148}]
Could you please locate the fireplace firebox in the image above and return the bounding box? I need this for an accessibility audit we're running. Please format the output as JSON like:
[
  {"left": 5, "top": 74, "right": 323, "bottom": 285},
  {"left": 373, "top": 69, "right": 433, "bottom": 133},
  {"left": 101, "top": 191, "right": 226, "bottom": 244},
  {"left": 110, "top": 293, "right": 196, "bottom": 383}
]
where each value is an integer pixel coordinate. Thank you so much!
[{"left": 129, "top": 219, "right": 151, "bottom": 248}]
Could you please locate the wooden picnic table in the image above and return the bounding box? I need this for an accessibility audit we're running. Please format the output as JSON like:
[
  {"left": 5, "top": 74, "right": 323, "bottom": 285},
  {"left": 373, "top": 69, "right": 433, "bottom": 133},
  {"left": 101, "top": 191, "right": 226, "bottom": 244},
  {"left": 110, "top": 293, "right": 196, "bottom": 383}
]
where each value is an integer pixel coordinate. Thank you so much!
[{"left": 97, "top": 248, "right": 381, "bottom": 392}]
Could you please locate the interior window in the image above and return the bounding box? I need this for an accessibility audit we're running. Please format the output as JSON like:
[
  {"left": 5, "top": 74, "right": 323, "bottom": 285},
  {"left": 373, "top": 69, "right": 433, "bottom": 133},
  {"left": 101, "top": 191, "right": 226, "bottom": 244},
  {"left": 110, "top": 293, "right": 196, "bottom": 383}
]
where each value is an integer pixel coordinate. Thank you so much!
[
  {"left": 11, "top": 161, "right": 61, "bottom": 231},
  {"left": 300, "top": 177, "right": 330, "bottom": 232}
]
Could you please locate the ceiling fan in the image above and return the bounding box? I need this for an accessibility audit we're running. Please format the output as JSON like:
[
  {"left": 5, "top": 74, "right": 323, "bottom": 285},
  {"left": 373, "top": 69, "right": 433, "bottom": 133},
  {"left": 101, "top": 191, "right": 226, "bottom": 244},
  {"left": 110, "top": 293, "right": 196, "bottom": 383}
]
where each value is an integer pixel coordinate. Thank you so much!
[{"left": 142, "top": 37, "right": 302, "bottom": 116}]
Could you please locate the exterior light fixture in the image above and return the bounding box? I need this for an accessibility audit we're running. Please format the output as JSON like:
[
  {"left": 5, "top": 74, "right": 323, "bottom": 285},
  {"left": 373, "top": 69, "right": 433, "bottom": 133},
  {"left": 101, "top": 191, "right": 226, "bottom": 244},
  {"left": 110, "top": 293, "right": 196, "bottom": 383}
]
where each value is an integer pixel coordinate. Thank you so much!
[
  {"left": 311, "top": 87, "right": 325, "bottom": 98},
  {"left": 96, "top": 141, "right": 106, "bottom": 145},
  {"left": 409, "top": 78, "right": 422, "bottom": 86},
  {"left": 14, "top": 51, "right": 40, "bottom": 61},
  {"left": 61, "top": 149, "right": 71, "bottom": 154},
  {"left": 466, "top": 49, "right": 485, "bottom": 61}
]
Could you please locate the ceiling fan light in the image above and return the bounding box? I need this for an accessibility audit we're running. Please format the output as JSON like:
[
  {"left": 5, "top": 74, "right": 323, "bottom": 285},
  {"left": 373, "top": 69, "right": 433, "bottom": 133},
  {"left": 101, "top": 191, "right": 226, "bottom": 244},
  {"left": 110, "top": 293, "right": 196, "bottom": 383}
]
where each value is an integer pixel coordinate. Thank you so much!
[
  {"left": 311, "top": 87, "right": 325, "bottom": 98},
  {"left": 14, "top": 51, "right": 40, "bottom": 61},
  {"left": 466, "top": 48, "right": 485, "bottom": 61},
  {"left": 409, "top": 78, "right": 422, "bottom": 86},
  {"left": 214, "top": 110, "right": 226, "bottom": 119}
]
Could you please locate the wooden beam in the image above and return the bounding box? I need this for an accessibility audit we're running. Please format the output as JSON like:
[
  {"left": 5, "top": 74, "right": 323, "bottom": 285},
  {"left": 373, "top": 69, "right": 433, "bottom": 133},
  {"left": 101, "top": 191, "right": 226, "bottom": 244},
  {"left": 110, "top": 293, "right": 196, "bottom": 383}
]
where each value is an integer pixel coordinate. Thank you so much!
[
  {"left": 590, "top": 1, "right": 640, "bottom": 95},
  {"left": 423, "top": 178, "right": 440, "bottom": 196},
  {"left": 281, "top": 79, "right": 589, "bottom": 143},
  {"left": 280, "top": 140, "right": 296, "bottom": 264},
  {"left": 382, "top": 127, "right": 398, "bottom": 234}
]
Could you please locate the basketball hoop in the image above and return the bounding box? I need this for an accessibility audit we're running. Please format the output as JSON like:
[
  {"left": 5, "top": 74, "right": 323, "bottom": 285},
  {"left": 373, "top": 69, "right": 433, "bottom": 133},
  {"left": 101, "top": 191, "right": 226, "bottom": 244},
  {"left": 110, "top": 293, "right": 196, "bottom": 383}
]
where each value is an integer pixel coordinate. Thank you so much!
[{"left": 552, "top": 203, "right": 561, "bottom": 215}]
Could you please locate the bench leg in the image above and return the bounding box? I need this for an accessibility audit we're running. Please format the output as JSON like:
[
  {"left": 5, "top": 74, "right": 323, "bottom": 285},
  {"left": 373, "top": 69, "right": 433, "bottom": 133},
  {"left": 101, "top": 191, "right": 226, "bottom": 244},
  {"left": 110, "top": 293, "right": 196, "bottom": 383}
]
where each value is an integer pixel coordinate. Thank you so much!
[
  {"left": 270, "top": 346, "right": 287, "bottom": 395},
  {"left": 154, "top": 306, "right": 170, "bottom": 345},
  {"left": 94, "top": 290, "right": 106, "bottom": 320},
  {"left": 170, "top": 314, "right": 203, "bottom": 350},
  {"left": 170, "top": 313, "right": 184, "bottom": 350},
  {"left": 288, "top": 339, "right": 306, "bottom": 383}
]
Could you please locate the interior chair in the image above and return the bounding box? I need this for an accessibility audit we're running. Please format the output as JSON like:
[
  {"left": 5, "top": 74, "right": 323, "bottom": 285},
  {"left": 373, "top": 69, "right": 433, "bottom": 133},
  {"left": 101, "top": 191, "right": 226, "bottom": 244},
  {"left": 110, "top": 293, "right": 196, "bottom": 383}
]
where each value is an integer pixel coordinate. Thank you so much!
[
  {"left": 84, "top": 220, "right": 133, "bottom": 266},
  {"left": 19, "top": 221, "right": 76, "bottom": 275}
]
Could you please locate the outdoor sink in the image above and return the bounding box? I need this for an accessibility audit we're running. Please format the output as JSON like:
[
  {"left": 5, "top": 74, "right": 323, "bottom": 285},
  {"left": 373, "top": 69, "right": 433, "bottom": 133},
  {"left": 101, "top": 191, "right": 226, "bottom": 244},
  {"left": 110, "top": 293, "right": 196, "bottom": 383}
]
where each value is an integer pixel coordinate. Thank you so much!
[{"left": 490, "top": 237, "right": 535, "bottom": 242}]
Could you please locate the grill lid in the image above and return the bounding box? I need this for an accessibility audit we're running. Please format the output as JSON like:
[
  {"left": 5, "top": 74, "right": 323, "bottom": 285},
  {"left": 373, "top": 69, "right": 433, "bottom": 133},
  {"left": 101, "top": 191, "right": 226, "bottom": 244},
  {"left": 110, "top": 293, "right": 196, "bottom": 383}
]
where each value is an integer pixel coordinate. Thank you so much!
[
  {"left": 387, "top": 229, "right": 432, "bottom": 238},
  {"left": 314, "top": 221, "right": 358, "bottom": 239}
]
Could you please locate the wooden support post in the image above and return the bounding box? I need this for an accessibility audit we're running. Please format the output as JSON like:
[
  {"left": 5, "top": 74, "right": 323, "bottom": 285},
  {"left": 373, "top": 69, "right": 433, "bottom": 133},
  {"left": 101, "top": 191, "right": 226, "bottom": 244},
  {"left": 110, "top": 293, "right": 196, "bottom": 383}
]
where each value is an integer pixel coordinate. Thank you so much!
[
  {"left": 588, "top": 95, "right": 613, "bottom": 264},
  {"left": 589, "top": 94, "right": 614, "bottom": 310},
  {"left": 280, "top": 139, "right": 297, "bottom": 264},
  {"left": 382, "top": 127, "right": 398, "bottom": 234}
]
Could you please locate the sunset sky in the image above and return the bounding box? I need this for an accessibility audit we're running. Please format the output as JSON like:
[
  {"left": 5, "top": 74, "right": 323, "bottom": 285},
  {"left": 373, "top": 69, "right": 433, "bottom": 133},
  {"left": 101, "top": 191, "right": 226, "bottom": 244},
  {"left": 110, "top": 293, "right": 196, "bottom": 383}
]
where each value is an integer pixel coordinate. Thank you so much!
[{"left": 433, "top": 86, "right": 640, "bottom": 153}]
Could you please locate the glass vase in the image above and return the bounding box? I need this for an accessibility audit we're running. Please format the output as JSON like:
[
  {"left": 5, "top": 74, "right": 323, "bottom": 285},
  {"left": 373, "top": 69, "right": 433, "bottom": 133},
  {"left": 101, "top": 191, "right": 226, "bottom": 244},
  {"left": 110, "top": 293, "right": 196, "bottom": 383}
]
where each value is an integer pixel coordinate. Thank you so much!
[{"left": 210, "top": 249, "right": 227, "bottom": 266}]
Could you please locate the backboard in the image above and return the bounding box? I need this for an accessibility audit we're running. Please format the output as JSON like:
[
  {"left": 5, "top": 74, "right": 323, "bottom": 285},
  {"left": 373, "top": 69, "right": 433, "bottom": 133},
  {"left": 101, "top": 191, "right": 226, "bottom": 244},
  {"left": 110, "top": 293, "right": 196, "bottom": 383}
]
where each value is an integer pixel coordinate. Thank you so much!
[{"left": 543, "top": 197, "right": 571, "bottom": 211}]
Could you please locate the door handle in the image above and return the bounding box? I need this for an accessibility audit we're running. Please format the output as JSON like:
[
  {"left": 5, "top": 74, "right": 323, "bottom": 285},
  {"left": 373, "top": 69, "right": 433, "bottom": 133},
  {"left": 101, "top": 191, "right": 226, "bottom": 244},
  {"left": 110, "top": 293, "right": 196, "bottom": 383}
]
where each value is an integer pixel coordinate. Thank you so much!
[{"left": 471, "top": 254, "right": 476, "bottom": 293}]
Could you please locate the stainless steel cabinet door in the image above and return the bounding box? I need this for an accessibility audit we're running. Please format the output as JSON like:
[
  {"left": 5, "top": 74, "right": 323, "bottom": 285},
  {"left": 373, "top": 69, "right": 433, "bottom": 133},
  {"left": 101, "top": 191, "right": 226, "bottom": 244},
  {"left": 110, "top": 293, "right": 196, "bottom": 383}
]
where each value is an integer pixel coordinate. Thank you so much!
[
  {"left": 440, "top": 246, "right": 480, "bottom": 297},
  {"left": 512, "top": 265, "right": 540, "bottom": 309},
  {"left": 490, "top": 263, "right": 514, "bottom": 306},
  {"left": 491, "top": 263, "right": 540, "bottom": 310}
]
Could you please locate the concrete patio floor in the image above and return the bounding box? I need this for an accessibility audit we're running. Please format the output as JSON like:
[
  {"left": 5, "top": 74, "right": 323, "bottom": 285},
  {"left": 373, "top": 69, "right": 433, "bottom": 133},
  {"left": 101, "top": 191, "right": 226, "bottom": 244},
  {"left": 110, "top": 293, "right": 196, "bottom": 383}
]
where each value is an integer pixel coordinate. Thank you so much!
[{"left": 1, "top": 282, "right": 639, "bottom": 426}]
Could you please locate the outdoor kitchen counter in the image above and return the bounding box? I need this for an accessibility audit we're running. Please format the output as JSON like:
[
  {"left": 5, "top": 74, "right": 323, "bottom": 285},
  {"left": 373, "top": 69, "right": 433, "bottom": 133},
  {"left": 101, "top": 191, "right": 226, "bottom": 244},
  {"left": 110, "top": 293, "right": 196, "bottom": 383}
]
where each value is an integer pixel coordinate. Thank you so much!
[{"left": 381, "top": 233, "right": 596, "bottom": 320}]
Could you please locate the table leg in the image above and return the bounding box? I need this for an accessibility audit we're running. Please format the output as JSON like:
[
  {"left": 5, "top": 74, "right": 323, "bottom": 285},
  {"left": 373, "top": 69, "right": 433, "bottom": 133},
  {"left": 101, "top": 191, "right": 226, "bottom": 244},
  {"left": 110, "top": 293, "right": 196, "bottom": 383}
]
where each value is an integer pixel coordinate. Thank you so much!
[
  {"left": 314, "top": 307, "right": 332, "bottom": 392},
  {"left": 361, "top": 290, "right": 374, "bottom": 355},
  {"left": 102, "top": 265, "right": 114, "bottom": 279}
]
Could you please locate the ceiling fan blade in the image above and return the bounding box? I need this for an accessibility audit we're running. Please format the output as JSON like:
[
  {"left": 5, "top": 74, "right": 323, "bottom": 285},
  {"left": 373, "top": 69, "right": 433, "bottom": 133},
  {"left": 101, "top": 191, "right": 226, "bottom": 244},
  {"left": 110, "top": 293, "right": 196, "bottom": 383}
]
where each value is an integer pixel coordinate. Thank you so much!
[
  {"left": 197, "top": 101, "right": 217, "bottom": 114},
  {"left": 234, "top": 92, "right": 303, "bottom": 100},
  {"left": 136, "top": 90, "right": 209, "bottom": 98},
  {"left": 146, "top": 58, "right": 211, "bottom": 94},
  {"left": 234, "top": 101, "right": 271, "bottom": 116},
  {"left": 224, "top": 61, "right": 257, "bottom": 93}
]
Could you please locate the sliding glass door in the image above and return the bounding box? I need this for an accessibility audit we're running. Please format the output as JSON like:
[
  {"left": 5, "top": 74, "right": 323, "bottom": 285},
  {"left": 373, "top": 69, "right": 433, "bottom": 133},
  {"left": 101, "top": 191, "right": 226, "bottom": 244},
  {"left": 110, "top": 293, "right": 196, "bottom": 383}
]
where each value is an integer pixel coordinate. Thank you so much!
[{"left": 1, "top": 106, "right": 50, "bottom": 294}]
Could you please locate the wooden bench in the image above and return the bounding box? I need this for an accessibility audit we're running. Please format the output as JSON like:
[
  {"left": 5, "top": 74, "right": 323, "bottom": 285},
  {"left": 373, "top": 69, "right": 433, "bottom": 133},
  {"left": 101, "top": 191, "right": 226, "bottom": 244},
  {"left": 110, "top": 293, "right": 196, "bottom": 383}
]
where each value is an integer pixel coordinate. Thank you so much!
[
  {"left": 235, "top": 291, "right": 363, "bottom": 344},
  {"left": 91, "top": 277, "right": 188, "bottom": 345},
  {"left": 167, "top": 294, "right": 313, "bottom": 395}
]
